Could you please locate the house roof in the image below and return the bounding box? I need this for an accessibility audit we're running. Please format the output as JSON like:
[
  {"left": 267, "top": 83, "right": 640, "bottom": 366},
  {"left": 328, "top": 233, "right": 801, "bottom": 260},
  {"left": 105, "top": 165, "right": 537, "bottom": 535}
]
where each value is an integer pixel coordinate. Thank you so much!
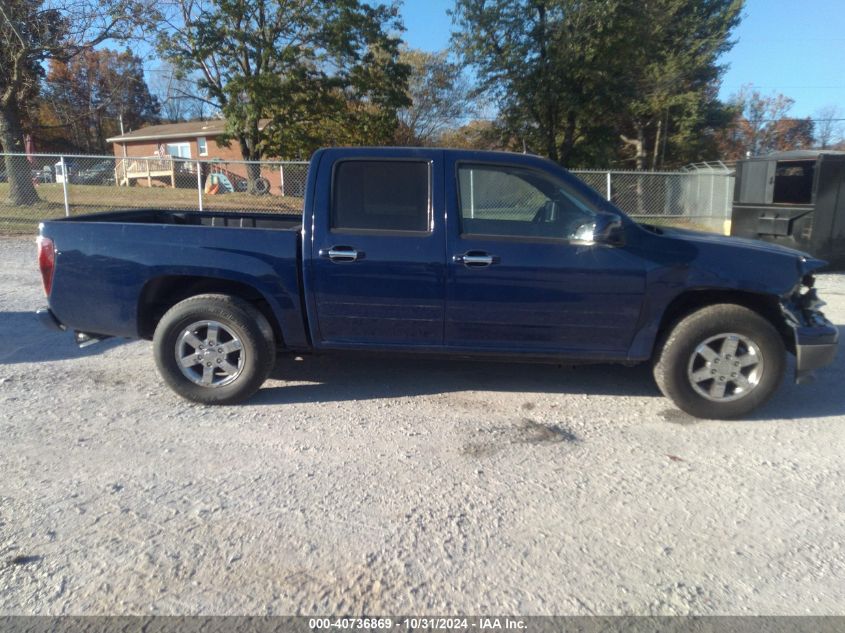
[{"left": 106, "top": 119, "right": 272, "bottom": 143}]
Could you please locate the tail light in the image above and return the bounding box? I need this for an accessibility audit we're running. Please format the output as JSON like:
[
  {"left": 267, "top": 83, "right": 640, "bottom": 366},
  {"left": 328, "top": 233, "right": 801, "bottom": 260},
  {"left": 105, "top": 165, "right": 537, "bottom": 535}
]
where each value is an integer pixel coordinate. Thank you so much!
[{"left": 37, "top": 236, "right": 56, "bottom": 296}]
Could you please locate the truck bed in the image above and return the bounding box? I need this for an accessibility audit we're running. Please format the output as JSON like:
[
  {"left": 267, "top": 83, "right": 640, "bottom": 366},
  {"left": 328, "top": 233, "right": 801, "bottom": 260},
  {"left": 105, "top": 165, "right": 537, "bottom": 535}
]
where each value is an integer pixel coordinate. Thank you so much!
[
  {"left": 41, "top": 209, "right": 308, "bottom": 347},
  {"left": 60, "top": 208, "right": 303, "bottom": 231}
]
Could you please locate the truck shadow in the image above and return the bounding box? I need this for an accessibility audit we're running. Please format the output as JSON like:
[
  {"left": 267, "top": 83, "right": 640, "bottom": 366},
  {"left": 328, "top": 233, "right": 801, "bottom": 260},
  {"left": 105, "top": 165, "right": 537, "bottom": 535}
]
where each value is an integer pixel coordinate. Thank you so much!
[
  {"left": 257, "top": 354, "right": 661, "bottom": 403},
  {"left": 2, "top": 307, "right": 842, "bottom": 420},
  {"left": 256, "top": 325, "right": 845, "bottom": 420},
  {"left": 0, "top": 311, "right": 127, "bottom": 364}
]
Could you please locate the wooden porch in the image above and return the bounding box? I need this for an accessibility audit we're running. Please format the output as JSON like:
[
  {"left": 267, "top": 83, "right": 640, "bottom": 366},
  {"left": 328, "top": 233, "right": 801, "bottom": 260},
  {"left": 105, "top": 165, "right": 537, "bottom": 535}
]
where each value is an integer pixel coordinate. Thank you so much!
[{"left": 115, "top": 157, "right": 183, "bottom": 187}]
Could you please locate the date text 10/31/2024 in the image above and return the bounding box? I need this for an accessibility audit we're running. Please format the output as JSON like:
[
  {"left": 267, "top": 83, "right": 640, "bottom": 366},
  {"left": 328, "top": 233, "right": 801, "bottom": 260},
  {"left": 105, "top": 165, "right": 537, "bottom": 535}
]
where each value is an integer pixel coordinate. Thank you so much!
[{"left": 308, "top": 617, "right": 527, "bottom": 630}]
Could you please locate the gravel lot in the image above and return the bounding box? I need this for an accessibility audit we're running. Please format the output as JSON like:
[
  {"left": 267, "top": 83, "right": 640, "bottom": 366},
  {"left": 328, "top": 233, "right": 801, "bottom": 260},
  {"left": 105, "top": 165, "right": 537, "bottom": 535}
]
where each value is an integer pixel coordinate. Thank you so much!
[{"left": 1, "top": 233, "right": 844, "bottom": 616}]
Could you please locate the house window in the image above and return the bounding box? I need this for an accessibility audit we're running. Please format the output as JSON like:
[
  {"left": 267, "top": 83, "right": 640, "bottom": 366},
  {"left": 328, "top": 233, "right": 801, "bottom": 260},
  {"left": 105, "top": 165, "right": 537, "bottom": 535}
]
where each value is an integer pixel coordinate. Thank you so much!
[
  {"left": 197, "top": 137, "right": 208, "bottom": 157},
  {"left": 166, "top": 142, "right": 192, "bottom": 159}
]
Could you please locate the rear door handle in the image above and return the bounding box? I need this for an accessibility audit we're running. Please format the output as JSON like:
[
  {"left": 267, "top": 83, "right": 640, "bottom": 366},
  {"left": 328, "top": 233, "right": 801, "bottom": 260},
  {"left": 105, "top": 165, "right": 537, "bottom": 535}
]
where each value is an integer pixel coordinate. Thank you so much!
[
  {"left": 320, "top": 246, "right": 361, "bottom": 262},
  {"left": 453, "top": 251, "right": 498, "bottom": 267}
]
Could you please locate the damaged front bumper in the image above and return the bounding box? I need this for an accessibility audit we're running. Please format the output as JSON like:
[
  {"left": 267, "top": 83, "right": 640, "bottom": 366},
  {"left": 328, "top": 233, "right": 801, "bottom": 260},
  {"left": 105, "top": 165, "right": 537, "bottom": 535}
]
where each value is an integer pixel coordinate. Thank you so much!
[
  {"left": 794, "top": 324, "right": 838, "bottom": 383},
  {"left": 781, "top": 273, "right": 839, "bottom": 383}
]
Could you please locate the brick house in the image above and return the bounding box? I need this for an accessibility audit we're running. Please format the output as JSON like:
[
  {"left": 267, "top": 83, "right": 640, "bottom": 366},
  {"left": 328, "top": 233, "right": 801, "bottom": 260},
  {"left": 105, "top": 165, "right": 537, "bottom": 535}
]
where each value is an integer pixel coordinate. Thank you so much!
[{"left": 106, "top": 119, "right": 277, "bottom": 192}]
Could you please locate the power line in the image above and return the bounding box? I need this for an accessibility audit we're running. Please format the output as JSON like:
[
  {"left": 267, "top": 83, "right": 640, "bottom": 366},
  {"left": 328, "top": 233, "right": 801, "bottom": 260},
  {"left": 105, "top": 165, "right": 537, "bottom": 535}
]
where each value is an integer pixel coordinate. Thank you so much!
[{"left": 750, "top": 118, "right": 845, "bottom": 123}]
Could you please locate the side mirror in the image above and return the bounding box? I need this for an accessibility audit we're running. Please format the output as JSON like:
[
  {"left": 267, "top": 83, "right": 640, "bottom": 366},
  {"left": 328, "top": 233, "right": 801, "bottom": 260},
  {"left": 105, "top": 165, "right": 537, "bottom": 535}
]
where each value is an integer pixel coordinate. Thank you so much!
[{"left": 572, "top": 212, "right": 625, "bottom": 246}]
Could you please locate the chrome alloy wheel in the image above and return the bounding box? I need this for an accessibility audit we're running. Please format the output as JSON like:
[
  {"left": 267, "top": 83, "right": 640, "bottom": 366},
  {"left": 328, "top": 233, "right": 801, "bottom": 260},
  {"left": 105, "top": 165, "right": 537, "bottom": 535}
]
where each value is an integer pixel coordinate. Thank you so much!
[
  {"left": 176, "top": 320, "right": 244, "bottom": 388},
  {"left": 686, "top": 333, "right": 764, "bottom": 402}
]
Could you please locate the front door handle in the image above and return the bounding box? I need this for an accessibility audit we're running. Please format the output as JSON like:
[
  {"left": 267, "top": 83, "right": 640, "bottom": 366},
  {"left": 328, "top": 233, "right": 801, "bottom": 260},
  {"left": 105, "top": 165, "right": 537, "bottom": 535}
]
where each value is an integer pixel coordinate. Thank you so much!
[
  {"left": 320, "top": 246, "right": 361, "bottom": 262},
  {"left": 453, "top": 251, "right": 498, "bottom": 267}
]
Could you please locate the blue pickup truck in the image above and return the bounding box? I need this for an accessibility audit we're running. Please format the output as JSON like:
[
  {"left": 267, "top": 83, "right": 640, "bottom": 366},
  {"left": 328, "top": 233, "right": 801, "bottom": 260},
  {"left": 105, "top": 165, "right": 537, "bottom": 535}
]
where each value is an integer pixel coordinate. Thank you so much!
[{"left": 36, "top": 148, "right": 838, "bottom": 419}]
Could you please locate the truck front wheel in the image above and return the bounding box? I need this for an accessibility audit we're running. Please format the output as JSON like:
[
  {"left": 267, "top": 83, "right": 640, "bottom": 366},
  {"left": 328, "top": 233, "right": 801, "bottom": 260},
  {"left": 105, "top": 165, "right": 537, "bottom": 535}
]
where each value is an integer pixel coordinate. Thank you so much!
[
  {"left": 653, "top": 304, "right": 786, "bottom": 419},
  {"left": 153, "top": 294, "right": 275, "bottom": 404}
]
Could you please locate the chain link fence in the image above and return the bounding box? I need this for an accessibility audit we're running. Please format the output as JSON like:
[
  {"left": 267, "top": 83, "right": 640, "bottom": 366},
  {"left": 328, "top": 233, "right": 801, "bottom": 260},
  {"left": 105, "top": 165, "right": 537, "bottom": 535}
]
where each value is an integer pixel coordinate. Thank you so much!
[
  {"left": 572, "top": 162, "right": 734, "bottom": 234},
  {"left": 0, "top": 153, "right": 309, "bottom": 233},
  {"left": 1, "top": 153, "right": 734, "bottom": 234}
]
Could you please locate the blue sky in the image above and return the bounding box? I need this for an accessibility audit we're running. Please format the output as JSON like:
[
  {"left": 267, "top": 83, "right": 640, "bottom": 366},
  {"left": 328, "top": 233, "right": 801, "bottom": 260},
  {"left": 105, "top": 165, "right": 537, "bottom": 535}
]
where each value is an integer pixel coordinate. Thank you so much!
[{"left": 399, "top": 0, "right": 845, "bottom": 118}]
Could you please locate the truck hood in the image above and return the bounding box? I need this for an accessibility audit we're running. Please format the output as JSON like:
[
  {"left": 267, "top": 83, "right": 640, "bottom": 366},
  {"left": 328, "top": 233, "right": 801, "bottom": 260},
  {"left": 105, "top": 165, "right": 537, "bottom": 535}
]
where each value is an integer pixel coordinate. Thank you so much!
[{"left": 649, "top": 225, "right": 828, "bottom": 276}]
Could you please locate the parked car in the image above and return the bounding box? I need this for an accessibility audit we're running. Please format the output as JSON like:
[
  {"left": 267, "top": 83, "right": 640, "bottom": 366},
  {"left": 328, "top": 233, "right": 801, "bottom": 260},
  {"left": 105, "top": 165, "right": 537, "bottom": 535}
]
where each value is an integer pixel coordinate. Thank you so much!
[
  {"left": 73, "top": 160, "right": 115, "bottom": 186},
  {"left": 32, "top": 166, "right": 53, "bottom": 183},
  {"left": 0, "top": 166, "right": 52, "bottom": 183},
  {"left": 35, "top": 148, "right": 838, "bottom": 419}
]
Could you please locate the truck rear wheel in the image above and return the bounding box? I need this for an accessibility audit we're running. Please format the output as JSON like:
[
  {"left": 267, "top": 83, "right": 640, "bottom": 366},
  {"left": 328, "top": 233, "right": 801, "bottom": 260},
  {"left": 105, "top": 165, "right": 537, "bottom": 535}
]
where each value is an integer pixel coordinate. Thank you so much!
[
  {"left": 653, "top": 304, "right": 785, "bottom": 419},
  {"left": 153, "top": 294, "right": 275, "bottom": 404}
]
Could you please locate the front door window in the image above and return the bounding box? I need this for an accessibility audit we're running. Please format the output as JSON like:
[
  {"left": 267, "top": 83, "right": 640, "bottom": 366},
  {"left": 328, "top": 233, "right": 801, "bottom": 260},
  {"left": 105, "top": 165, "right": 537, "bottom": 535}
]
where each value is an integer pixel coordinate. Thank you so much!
[{"left": 458, "top": 164, "right": 596, "bottom": 240}]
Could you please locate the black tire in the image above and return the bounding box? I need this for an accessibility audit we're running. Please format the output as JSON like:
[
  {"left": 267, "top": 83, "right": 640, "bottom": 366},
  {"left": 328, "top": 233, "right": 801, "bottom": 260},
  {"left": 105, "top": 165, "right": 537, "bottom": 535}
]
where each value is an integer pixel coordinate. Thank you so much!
[
  {"left": 653, "top": 304, "right": 786, "bottom": 419},
  {"left": 153, "top": 294, "right": 275, "bottom": 404}
]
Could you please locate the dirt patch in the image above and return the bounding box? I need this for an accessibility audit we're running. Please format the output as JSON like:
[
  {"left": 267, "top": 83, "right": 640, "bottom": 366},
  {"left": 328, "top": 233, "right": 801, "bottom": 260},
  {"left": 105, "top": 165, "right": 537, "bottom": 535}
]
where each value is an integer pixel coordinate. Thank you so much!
[
  {"left": 660, "top": 408, "right": 698, "bottom": 425},
  {"left": 461, "top": 418, "right": 579, "bottom": 457}
]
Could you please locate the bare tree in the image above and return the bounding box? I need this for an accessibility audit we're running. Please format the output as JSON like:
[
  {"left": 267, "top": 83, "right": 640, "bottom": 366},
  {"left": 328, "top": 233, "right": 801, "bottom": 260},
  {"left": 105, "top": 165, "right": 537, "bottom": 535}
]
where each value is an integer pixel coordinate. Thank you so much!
[
  {"left": 41, "top": 48, "right": 160, "bottom": 152},
  {"left": 814, "top": 105, "right": 844, "bottom": 149},
  {"left": 394, "top": 49, "right": 476, "bottom": 146},
  {"left": 0, "top": 0, "right": 150, "bottom": 205},
  {"left": 150, "top": 62, "right": 211, "bottom": 123},
  {"left": 716, "top": 85, "right": 814, "bottom": 159}
]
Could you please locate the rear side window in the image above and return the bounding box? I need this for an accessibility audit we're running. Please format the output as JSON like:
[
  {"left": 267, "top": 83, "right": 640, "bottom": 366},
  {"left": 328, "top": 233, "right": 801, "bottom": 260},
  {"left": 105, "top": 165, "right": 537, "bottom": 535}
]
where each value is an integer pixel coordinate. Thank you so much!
[
  {"left": 773, "top": 160, "right": 814, "bottom": 204},
  {"left": 332, "top": 160, "right": 430, "bottom": 232}
]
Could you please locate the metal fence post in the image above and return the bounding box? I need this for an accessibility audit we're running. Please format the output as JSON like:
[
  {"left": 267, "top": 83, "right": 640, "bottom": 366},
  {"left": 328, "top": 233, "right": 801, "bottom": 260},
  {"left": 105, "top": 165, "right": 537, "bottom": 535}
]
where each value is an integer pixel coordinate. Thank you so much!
[
  {"left": 606, "top": 171, "right": 612, "bottom": 201},
  {"left": 709, "top": 172, "right": 715, "bottom": 217},
  {"left": 196, "top": 159, "right": 204, "bottom": 211},
  {"left": 696, "top": 172, "right": 702, "bottom": 216},
  {"left": 725, "top": 173, "right": 732, "bottom": 216},
  {"left": 725, "top": 173, "right": 734, "bottom": 235},
  {"left": 60, "top": 156, "right": 70, "bottom": 217}
]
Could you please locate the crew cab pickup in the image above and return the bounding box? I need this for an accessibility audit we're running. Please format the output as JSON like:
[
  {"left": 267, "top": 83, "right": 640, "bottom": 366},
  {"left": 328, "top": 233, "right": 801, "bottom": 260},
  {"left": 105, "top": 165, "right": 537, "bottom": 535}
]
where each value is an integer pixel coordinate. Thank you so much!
[{"left": 36, "top": 148, "right": 838, "bottom": 418}]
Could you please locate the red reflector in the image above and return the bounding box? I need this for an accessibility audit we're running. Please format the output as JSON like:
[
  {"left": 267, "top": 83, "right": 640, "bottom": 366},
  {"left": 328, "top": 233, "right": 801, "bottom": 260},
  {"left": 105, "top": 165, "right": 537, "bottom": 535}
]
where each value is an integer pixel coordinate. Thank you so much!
[{"left": 37, "top": 236, "right": 55, "bottom": 296}]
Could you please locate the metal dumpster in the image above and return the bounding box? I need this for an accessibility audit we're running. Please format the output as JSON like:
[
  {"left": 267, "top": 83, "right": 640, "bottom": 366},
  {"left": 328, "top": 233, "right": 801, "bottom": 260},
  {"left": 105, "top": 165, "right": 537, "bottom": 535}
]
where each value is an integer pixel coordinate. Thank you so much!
[{"left": 730, "top": 150, "right": 845, "bottom": 266}]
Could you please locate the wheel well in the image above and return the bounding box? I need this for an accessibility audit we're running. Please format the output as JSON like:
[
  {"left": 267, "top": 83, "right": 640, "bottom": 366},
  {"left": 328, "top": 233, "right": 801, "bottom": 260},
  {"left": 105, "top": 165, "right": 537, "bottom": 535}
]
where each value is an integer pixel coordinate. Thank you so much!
[
  {"left": 137, "top": 275, "right": 283, "bottom": 346},
  {"left": 656, "top": 289, "right": 794, "bottom": 354}
]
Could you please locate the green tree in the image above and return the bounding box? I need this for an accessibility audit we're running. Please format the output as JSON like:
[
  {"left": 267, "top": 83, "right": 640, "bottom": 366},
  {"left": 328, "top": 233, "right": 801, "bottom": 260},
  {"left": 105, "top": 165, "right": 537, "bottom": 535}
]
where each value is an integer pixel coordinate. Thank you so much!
[
  {"left": 452, "top": 0, "right": 742, "bottom": 169},
  {"left": 0, "top": 0, "right": 147, "bottom": 205},
  {"left": 452, "top": 0, "right": 632, "bottom": 166},
  {"left": 156, "top": 0, "right": 410, "bottom": 188},
  {"left": 615, "top": 0, "right": 742, "bottom": 170},
  {"left": 394, "top": 49, "right": 475, "bottom": 146}
]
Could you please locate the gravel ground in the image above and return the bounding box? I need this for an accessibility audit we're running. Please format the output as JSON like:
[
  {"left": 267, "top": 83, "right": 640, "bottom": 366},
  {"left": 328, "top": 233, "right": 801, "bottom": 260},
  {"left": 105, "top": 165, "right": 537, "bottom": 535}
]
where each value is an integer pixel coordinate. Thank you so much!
[{"left": 1, "top": 233, "right": 844, "bottom": 616}]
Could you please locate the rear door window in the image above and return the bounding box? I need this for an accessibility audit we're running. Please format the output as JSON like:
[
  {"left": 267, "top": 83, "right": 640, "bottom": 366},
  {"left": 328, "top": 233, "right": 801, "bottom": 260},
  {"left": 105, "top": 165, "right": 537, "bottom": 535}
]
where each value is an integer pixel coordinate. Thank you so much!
[{"left": 331, "top": 160, "right": 430, "bottom": 232}]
